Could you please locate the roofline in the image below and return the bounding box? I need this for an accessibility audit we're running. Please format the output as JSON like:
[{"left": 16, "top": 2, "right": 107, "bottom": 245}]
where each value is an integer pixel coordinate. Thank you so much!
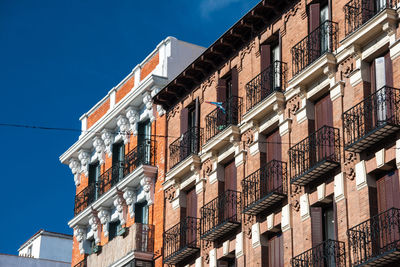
[{"left": 18, "top": 230, "right": 73, "bottom": 251}]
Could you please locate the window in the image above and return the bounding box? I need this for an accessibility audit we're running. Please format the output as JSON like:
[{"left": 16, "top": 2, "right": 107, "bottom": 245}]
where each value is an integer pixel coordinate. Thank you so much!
[
  {"left": 314, "top": 93, "right": 333, "bottom": 130},
  {"left": 135, "top": 201, "right": 149, "bottom": 224},
  {"left": 112, "top": 142, "right": 125, "bottom": 180},
  {"left": 261, "top": 38, "right": 282, "bottom": 91},
  {"left": 89, "top": 162, "right": 101, "bottom": 199},
  {"left": 268, "top": 232, "right": 284, "bottom": 267},
  {"left": 266, "top": 129, "right": 282, "bottom": 163},
  {"left": 311, "top": 203, "right": 336, "bottom": 247},
  {"left": 370, "top": 52, "right": 393, "bottom": 92},
  {"left": 108, "top": 220, "right": 121, "bottom": 241},
  {"left": 137, "top": 120, "right": 151, "bottom": 163},
  {"left": 224, "top": 160, "right": 237, "bottom": 192},
  {"left": 376, "top": 169, "right": 400, "bottom": 214}
]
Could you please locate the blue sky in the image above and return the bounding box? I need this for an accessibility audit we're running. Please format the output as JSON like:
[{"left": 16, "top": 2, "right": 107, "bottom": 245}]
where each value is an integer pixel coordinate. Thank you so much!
[{"left": 0, "top": 0, "right": 260, "bottom": 255}]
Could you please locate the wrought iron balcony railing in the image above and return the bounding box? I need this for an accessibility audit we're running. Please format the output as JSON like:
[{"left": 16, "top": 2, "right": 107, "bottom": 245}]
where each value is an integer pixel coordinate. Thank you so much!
[
  {"left": 169, "top": 127, "right": 203, "bottom": 169},
  {"left": 343, "top": 86, "right": 400, "bottom": 152},
  {"left": 246, "top": 61, "right": 287, "bottom": 112},
  {"left": 344, "top": 0, "right": 399, "bottom": 36},
  {"left": 242, "top": 160, "right": 287, "bottom": 215},
  {"left": 200, "top": 190, "right": 241, "bottom": 241},
  {"left": 205, "top": 96, "right": 242, "bottom": 143},
  {"left": 74, "top": 183, "right": 96, "bottom": 215},
  {"left": 164, "top": 217, "right": 200, "bottom": 265},
  {"left": 73, "top": 258, "right": 87, "bottom": 267},
  {"left": 73, "top": 139, "right": 156, "bottom": 216},
  {"left": 133, "top": 223, "right": 155, "bottom": 253},
  {"left": 348, "top": 207, "right": 400, "bottom": 266},
  {"left": 291, "top": 20, "right": 338, "bottom": 76},
  {"left": 289, "top": 125, "right": 340, "bottom": 186},
  {"left": 291, "top": 239, "right": 346, "bottom": 267}
]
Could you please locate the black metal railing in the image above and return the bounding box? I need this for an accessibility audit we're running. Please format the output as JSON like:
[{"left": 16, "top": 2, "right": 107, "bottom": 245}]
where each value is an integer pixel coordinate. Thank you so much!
[
  {"left": 124, "top": 139, "right": 156, "bottom": 175},
  {"left": 200, "top": 190, "right": 241, "bottom": 238},
  {"left": 344, "top": 0, "right": 399, "bottom": 36},
  {"left": 98, "top": 162, "right": 124, "bottom": 196},
  {"left": 74, "top": 183, "right": 96, "bottom": 215},
  {"left": 246, "top": 61, "right": 287, "bottom": 112},
  {"left": 242, "top": 160, "right": 287, "bottom": 213},
  {"left": 291, "top": 239, "right": 346, "bottom": 267},
  {"left": 289, "top": 125, "right": 340, "bottom": 184},
  {"left": 348, "top": 207, "right": 400, "bottom": 266},
  {"left": 205, "top": 96, "right": 242, "bottom": 142},
  {"left": 134, "top": 223, "right": 155, "bottom": 253},
  {"left": 164, "top": 217, "right": 200, "bottom": 263},
  {"left": 291, "top": 20, "right": 338, "bottom": 76},
  {"left": 73, "top": 258, "right": 87, "bottom": 267},
  {"left": 343, "top": 86, "right": 400, "bottom": 151},
  {"left": 169, "top": 127, "right": 203, "bottom": 169}
]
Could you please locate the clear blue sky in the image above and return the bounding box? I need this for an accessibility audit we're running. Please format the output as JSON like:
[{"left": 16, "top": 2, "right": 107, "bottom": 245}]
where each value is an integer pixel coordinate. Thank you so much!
[{"left": 0, "top": 0, "right": 260, "bottom": 255}]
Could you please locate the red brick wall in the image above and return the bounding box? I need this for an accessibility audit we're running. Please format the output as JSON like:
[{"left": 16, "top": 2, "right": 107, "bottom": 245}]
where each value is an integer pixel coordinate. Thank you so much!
[
  {"left": 115, "top": 76, "right": 135, "bottom": 103},
  {"left": 87, "top": 99, "right": 110, "bottom": 129},
  {"left": 140, "top": 52, "right": 159, "bottom": 81}
]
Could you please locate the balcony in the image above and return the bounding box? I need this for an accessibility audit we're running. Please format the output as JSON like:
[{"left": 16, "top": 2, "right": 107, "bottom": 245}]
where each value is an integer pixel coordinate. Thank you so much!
[
  {"left": 344, "top": 0, "right": 399, "bottom": 37},
  {"left": 289, "top": 125, "right": 340, "bottom": 186},
  {"left": 73, "top": 139, "right": 156, "bottom": 215},
  {"left": 291, "top": 239, "right": 346, "bottom": 267},
  {"left": 164, "top": 217, "right": 200, "bottom": 265},
  {"left": 200, "top": 190, "right": 241, "bottom": 241},
  {"left": 348, "top": 207, "right": 400, "bottom": 266},
  {"left": 291, "top": 20, "right": 338, "bottom": 77},
  {"left": 74, "top": 258, "right": 87, "bottom": 267},
  {"left": 242, "top": 160, "right": 287, "bottom": 215},
  {"left": 343, "top": 86, "right": 400, "bottom": 153},
  {"left": 169, "top": 127, "right": 203, "bottom": 170},
  {"left": 246, "top": 61, "right": 287, "bottom": 112},
  {"left": 87, "top": 223, "right": 154, "bottom": 267},
  {"left": 205, "top": 96, "right": 242, "bottom": 143}
]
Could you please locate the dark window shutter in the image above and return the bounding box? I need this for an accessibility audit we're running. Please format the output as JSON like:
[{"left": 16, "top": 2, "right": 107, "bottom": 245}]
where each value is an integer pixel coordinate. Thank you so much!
[
  {"left": 217, "top": 78, "right": 227, "bottom": 102},
  {"left": 180, "top": 107, "right": 189, "bottom": 136},
  {"left": 377, "top": 170, "right": 400, "bottom": 213},
  {"left": 311, "top": 207, "right": 323, "bottom": 247},
  {"left": 261, "top": 44, "right": 271, "bottom": 71},
  {"left": 224, "top": 160, "right": 237, "bottom": 192},
  {"left": 268, "top": 234, "right": 284, "bottom": 267},
  {"left": 186, "top": 187, "right": 197, "bottom": 218},
  {"left": 231, "top": 68, "right": 239, "bottom": 97},
  {"left": 266, "top": 129, "right": 282, "bottom": 162},
  {"left": 315, "top": 94, "right": 333, "bottom": 130},
  {"left": 385, "top": 52, "right": 393, "bottom": 87},
  {"left": 370, "top": 60, "right": 376, "bottom": 93},
  {"left": 194, "top": 97, "right": 200, "bottom": 129},
  {"left": 309, "top": 4, "right": 321, "bottom": 32}
]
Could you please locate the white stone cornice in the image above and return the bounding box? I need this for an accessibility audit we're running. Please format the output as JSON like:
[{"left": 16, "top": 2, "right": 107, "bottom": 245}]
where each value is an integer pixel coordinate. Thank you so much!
[
  {"left": 98, "top": 208, "right": 111, "bottom": 237},
  {"left": 123, "top": 188, "right": 136, "bottom": 218},
  {"left": 101, "top": 129, "right": 114, "bottom": 157},
  {"left": 74, "top": 225, "right": 87, "bottom": 255},
  {"left": 69, "top": 158, "right": 81, "bottom": 186},
  {"left": 93, "top": 136, "right": 106, "bottom": 165},
  {"left": 78, "top": 150, "right": 91, "bottom": 176},
  {"left": 126, "top": 107, "right": 139, "bottom": 135},
  {"left": 88, "top": 213, "right": 101, "bottom": 244},
  {"left": 117, "top": 115, "right": 130, "bottom": 144},
  {"left": 113, "top": 193, "right": 126, "bottom": 225}
]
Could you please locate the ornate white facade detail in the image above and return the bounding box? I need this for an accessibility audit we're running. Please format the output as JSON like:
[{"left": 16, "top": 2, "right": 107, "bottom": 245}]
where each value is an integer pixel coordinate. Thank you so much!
[
  {"left": 123, "top": 188, "right": 137, "bottom": 218},
  {"left": 93, "top": 136, "right": 106, "bottom": 165},
  {"left": 143, "top": 91, "right": 155, "bottom": 122},
  {"left": 116, "top": 115, "right": 130, "bottom": 144},
  {"left": 78, "top": 150, "right": 90, "bottom": 176},
  {"left": 98, "top": 208, "right": 111, "bottom": 237},
  {"left": 151, "top": 87, "right": 165, "bottom": 117},
  {"left": 69, "top": 158, "right": 81, "bottom": 186},
  {"left": 138, "top": 177, "right": 154, "bottom": 205},
  {"left": 74, "top": 225, "right": 86, "bottom": 255},
  {"left": 126, "top": 107, "right": 139, "bottom": 136},
  {"left": 89, "top": 214, "right": 101, "bottom": 244},
  {"left": 101, "top": 129, "right": 114, "bottom": 157},
  {"left": 113, "top": 193, "right": 126, "bottom": 225}
]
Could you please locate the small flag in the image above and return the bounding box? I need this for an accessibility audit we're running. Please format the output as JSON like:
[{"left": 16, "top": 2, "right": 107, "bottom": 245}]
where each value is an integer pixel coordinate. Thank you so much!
[{"left": 205, "top": 101, "right": 226, "bottom": 114}]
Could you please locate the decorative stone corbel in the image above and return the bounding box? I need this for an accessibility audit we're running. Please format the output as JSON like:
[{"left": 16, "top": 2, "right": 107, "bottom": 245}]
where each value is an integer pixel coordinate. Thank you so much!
[
  {"left": 123, "top": 187, "right": 137, "bottom": 218},
  {"left": 113, "top": 193, "right": 126, "bottom": 225},
  {"left": 69, "top": 158, "right": 81, "bottom": 186},
  {"left": 126, "top": 107, "right": 139, "bottom": 136},
  {"left": 89, "top": 213, "right": 101, "bottom": 244},
  {"left": 116, "top": 115, "right": 130, "bottom": 144},
  {"left": 140, "top": 177, "right": 154, "bottom": 205},
  {"left": 93, "top": 136, "right": 106, "bottom": 165},
  {"left": 74, "top": 225, "right": 87, "bottom": 255},
  {"left": 78, "top": 150, "right": 90, "bottom": 176},
  {"left": 101, "top": 129, "right": 114, "bottom": 157},
  {"left": 98, "top": 208, "right": 111, "bottom": 237},
  {"left": 143, "top": 91, "right": 155, "bottom": 122},
  {"left": 151, "top": 87, "right": 165, "bottom": 117}
]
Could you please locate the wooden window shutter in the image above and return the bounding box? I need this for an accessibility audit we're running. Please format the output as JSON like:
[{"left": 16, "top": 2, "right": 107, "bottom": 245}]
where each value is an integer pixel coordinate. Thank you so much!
[
  {"left": 224, "top": 160, "right": 237, "bottom": 192},
  {"left": 231, "top": 68, "right": 239, "bottom": 97},
  {"left": 309, "top": 4, "right": 321, "bottom": 32},
  {"left": 314, "top": 94, "right": 333, "bottom": 130},
  {"left": 186, "top": 187, "right": 197, "bottom": 218},
  {"left": 377, "top": 170, "right": 400, "bottom": 213},
  {"left": 266, "top": 129, "right": 282, "bottom": 162},
  {"left": 217, "top": 78, "right": 227, "bottom": 102},
  {"left": 385, "top": 52, "right": 393, "bottom": 87},
  {"left": 180, "top": 107, "right": 189, "bottom": 136},
  {"left": 261, "top": 44, "right": 271, "bottom": 71},
  {"left": 311, "top": 207, "right": 323, "bottom": 247}
]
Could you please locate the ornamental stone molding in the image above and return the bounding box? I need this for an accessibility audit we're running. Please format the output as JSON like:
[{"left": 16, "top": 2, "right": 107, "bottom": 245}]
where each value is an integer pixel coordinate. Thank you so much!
[
  {"left": 78, "top": 150, "right": 91, "bottom": 176},
  {"left": 165, "top": 185, "right": 176, "bottom": 202},
  {"left": 138, "top": 177, "right": 154, "bottom": 205},
  {"left": 98, "top": 208, "right": 111, "bottom": 237},
  {"left": 101, "top": 129, "right": 114, "bottom": 157},
  {"left": 89, "top": 213, "right": 101, "bottom": 244},
  {"left": 157, "top": 104, "right": 165, "bottom": 117},
  {"left": 93, "top": 136, "right": 106, "bottom": 165},
  {"left": 116, "top": 115, "right": 130, "bottom": 144},
  {"left": 113, "top": 193, "right": 126, "bottom": 226},
  {"left": 123, "top": 187, "right": 137, "bottom": 218},
  {"left": 151, "top": 87, "right": 165, "bottom": 117},
  {"left": 74, "top": 225, "right": 87, "bottom": 255},
  {"left": 143, "top": 91, "right": 155, "bottom": 122},
  {"left": 69, "top": 158, "right": 81, "bottom": 186},
  {"left": 344, "top": 152, "right": 357, "bottom": 180},
  {"left": 126, "top": 107, "right": 139, "bottom": 136}
]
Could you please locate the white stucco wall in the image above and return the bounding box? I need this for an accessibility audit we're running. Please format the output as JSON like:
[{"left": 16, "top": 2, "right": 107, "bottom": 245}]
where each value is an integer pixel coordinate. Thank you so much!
[
  {"left": 38, "top": 235, "right": 72, "bottom": 263},
  {"left": 18, "top": 236, "right": 41, "bottom": 258},
  {"left": 0, "top": 254, "right": 70, "bottom": 267}
]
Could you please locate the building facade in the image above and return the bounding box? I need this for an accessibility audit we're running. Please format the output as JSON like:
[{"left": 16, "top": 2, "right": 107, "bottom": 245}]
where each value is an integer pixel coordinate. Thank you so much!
[
  {"left": 60, "top": 37, "right": 205, "bottom": 267},
  {"left": 154, "top": 0, "right": 400, "bottom": 266}
]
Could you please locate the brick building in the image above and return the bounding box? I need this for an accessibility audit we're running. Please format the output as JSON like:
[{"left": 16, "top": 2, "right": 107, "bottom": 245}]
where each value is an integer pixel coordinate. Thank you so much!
[
  {"left": 154, "top": 0, "right": 400, "bottom": 266},
  {"left": 60, "top": 37, "right": 205, "bottom": 267}
]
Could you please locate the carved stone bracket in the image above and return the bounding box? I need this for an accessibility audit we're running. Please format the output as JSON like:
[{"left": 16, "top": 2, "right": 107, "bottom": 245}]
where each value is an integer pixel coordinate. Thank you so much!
[
  {"left": 242, "top": 128, "right": 255, "bottom": 147},
  {"left": 74, "top": 225, "right": 87, "bottom": 255},
  {"left": 344, "top": 152, "right": 357, "bottom": 180},
  {"left": 69, "top": 158, "right": 81, "bottom": 186},
  {"left": 143, "top": 91, "right": 155, "bottom": 122},
  {"left": 101, "top": 129, "right": 114, "bottom": 157},
  {"left": 98, "top": 208, "right": 111, "bottom": 237},
  {"left": 113, "top": 193, "right": 126, "bottom": 226},
  {"left": 116, "top": 115, "right": 130, "bottom": 144},
  {"left": 244, "top": 215, "right": 255, "bottom": 239},
  {"left": 123, "top": 187, "right": 137, "bottom": 218},
  {"left": 89, "top": 212, "right": 101, "bottom": 244},
  {"left": 126, "top": 107, "right": 139, "bottom": 136},
  {"left": 93, "top": 136, "right": 106, "bottom": 165},
  {"left": 78, "top": 150, "right": 91, "bottom": 176},
  {"left": 165, "top": 185, "right": 176, "bottom": 203},
  {"left": 290, "top": 184, "right": 302, "bottom": 212},
  {"left": 288, "top": 94, "right": 301, "bottom": 117}
]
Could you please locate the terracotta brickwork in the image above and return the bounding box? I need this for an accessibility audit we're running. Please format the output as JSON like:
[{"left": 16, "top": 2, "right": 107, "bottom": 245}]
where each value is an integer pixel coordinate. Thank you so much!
[
  {"left": 115, "top": 75, "right": 135, "bottom": 103},
  {"left": 141, "top": 52, "right": 159, "bottom": 81},
  {"left": 86, "top": 99, "right": 110, "bottom": 129}
]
